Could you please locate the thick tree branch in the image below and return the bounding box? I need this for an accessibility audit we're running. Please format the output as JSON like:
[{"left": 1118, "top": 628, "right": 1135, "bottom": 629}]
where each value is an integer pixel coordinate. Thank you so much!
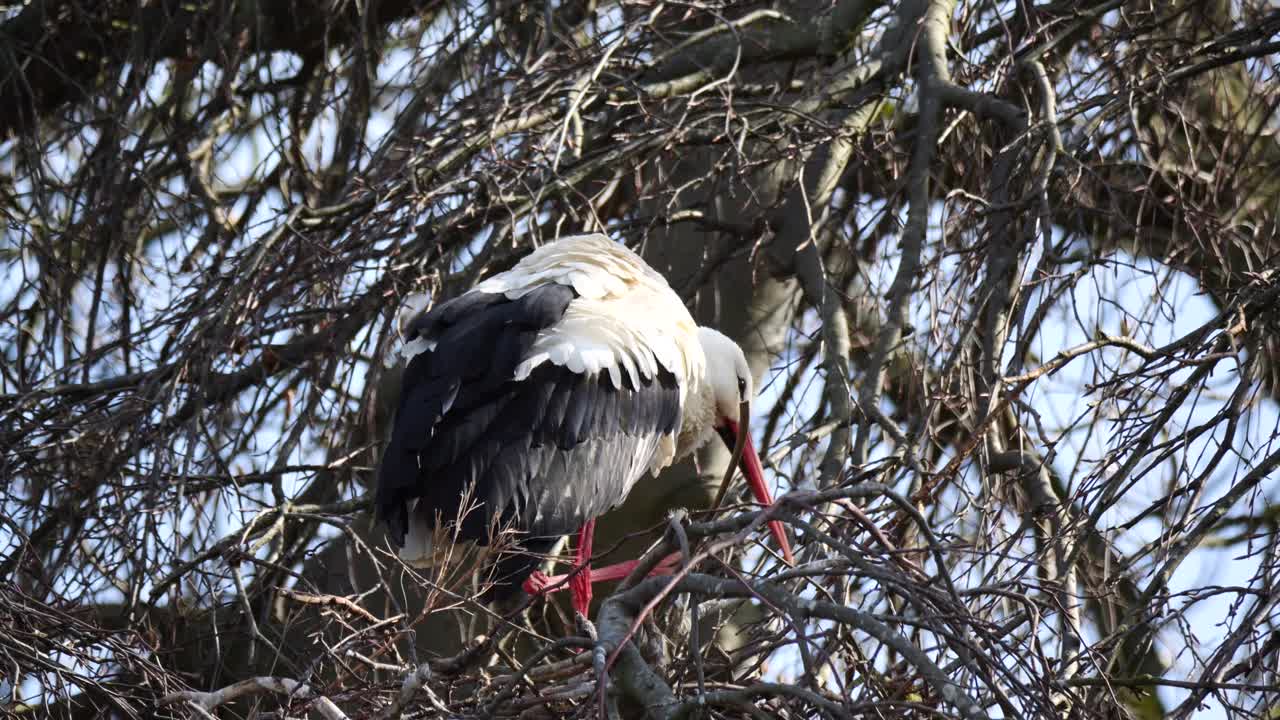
[
  {"left": 599, "top": 572, "right": 992, "bottom": 720},
  {"left": 159, "top": 677, "right": 350, "bottom": 719},
  {"left": 0, "top": 0, "right": 443, "bottom": 138}
]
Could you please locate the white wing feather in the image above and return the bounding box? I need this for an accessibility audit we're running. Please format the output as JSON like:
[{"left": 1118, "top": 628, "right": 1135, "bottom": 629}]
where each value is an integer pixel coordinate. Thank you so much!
[
  {"left": 487, "top": 234, "right": 704, "bottom": 402},
  {"left": 401, "top": 233, "right": 702, "bottom": 477}
]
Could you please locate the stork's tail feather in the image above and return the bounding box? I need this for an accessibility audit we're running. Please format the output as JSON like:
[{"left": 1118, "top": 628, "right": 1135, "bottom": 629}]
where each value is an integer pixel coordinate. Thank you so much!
[{"left": 397, "top": 501, "right": 438, "bottom": 568}]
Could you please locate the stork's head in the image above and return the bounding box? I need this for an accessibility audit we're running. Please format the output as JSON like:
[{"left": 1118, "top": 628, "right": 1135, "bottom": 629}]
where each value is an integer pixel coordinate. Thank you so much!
[
  {"left": 696, "top": 328, "right": 794, "bottom": 565},
  {"left": 698, "top": 327, "right": 753, "bottom": 419}
]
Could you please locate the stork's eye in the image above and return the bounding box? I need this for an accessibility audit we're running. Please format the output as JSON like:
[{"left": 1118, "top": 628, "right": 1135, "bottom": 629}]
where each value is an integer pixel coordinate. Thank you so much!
[{"left": 736, "top": 377, "right": 747, "bottom": 397}]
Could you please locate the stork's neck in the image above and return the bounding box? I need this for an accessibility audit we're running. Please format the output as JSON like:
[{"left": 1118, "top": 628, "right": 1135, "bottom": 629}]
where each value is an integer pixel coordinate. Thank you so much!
[{"left": 675, "top": 374, "right": 718, "bottom": 461}]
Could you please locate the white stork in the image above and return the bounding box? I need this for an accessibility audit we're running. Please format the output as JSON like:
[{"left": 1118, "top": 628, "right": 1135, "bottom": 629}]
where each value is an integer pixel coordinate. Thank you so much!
[{"left": 377, "top": 233, "right": 792, "bottom": 616}]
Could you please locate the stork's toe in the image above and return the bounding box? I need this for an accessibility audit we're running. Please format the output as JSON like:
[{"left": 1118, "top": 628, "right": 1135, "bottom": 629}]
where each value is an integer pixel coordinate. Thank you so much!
[{"left": 523, "top": 570, "right": 552, "bottom": 595}]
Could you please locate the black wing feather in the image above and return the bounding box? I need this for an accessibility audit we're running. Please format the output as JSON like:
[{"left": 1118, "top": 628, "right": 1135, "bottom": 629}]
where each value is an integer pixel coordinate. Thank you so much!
[{"left": 377, "top": 283, "right": 682, "bottom": 587}]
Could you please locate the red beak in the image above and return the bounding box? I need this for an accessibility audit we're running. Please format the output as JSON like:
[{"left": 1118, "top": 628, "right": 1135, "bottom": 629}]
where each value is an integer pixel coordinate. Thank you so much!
[{"left": 719, "top": 420, "right": 794, "bottom": 565}]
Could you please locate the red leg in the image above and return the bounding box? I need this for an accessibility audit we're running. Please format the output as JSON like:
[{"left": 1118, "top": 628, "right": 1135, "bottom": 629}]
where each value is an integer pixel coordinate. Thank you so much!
[{"left": 570, "top": 519, "right": 595, "bottom": 616}]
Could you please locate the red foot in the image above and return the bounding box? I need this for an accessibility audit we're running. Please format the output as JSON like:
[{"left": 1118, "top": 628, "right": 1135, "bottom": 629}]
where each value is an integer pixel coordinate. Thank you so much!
[
  {"left": 522, "top": 553, "right": 684, "bottom": 598},
  {"left": 522, "top": 570, "right": 554, "bottom": 595},
  {"left": 521, "top": 519, "right": 688, "bottom": 620}
]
